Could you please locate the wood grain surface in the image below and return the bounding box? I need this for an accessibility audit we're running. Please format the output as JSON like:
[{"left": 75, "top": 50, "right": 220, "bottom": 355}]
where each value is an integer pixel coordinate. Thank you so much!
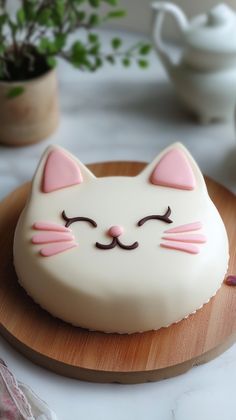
[{"left": 0, "top": 161, "right": 235, "bottom": 384}]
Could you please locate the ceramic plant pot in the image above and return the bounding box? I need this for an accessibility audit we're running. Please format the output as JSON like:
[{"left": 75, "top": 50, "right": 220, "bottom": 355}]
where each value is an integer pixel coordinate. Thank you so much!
[{"left": 0, "top": 68, "right": 59, "bottom": 146}]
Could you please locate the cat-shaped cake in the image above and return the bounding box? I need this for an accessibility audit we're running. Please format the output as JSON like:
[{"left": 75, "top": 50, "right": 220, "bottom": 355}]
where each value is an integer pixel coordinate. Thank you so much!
[{"left": 13, "top": 143, "right": 229, "bottom": 333}]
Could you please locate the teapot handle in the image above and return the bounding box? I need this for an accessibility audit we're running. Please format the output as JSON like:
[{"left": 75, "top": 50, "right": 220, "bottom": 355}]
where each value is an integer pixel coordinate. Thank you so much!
[{"left": 152, "top": 1, "right": 188, "bottom": 69}]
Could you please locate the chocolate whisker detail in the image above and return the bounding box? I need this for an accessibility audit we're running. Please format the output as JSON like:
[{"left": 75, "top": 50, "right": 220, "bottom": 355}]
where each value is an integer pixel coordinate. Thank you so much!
[
  {"left": 96, "top": 237, "right": 139, "bottom": 251},
  {"left": 62, "top": 210, "right": 97, "bottom": 228},
  {"left": 116, "top": 238, "right": 139, "bottom": 250},
  {"left": 96, "top": 238, "right": 117, "bottom": 250},
  {"left": 138, "top": 206, "right": 172, "bottom": 226}
]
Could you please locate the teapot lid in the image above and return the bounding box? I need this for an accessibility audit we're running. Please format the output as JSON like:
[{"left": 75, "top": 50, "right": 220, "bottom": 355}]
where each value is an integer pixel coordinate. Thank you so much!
[{"left": 186, "top": 4, "right": 236, "bottom": 53}]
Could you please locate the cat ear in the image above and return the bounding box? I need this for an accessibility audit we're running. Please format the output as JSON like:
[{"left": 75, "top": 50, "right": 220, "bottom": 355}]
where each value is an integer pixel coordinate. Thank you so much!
[
  {"left": 31, "top": 146, "right": 95, "bottom": 194},
  {"left": 138, "top": 143, "right": 206, "bottom": 192}
]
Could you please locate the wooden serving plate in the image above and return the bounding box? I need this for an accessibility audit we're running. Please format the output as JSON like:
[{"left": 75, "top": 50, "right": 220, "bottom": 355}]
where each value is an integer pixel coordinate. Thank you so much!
[{"left": 0, "top": 161, "right": 236, "bottom": 384}]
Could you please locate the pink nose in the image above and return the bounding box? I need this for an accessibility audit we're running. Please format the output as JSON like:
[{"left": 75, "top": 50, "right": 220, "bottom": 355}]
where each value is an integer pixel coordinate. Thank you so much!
[{"left": 108, "top": 225, "right": 124, "bottom": 237}]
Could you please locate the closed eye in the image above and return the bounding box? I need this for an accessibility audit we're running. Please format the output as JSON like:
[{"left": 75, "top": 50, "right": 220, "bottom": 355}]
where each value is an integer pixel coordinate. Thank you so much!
[
  {"left": 137, "top": 206, "right": 173, "bottom": 226},
  {"left": 62, "top": 210, "right": 97, "bottom": 228}
]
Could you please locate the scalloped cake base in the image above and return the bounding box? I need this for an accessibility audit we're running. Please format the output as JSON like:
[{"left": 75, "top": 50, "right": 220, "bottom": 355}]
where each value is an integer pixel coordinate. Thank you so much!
[{"left": 0, "top": 161, "right": 236, "bottom": 384}]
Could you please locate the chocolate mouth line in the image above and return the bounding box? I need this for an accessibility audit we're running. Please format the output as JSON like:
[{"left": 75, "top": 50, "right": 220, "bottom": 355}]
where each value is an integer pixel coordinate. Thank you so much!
[{"left": 95, "top": 237, "right": 139, "bottom": 251}]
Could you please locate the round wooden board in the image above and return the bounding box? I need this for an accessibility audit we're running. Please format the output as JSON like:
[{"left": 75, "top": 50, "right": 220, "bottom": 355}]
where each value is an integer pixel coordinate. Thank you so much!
[{"left": 0, "top": 161, "right": 236, "bottom": 384}]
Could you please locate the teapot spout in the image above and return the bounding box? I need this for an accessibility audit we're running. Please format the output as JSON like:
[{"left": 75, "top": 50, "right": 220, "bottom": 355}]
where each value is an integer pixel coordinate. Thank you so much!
[{"left": 152, "top": 2, "right": 189, "bottom": 72}]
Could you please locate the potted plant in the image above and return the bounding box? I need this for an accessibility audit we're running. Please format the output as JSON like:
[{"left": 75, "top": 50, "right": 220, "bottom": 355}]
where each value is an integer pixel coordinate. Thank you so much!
[{"left": 0, "top": 0, "right": 151, "bottom": 146}]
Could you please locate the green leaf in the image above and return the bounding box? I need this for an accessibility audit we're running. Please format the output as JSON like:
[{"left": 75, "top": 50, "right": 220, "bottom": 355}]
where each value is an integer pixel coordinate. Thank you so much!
[
  {"left": 89, "top": 13, "right": 100, "bottom": 26},
  {"left": 84, "top": 59, "right": 94, "bottom": 70},
  {"left": 47, "top": 56, "right": 57, "bottom": 68},
  {"left": 54, "top": 0, "right": 63, "bottom": 15},
  {"left": 139, "top": 44, "right": 152, "bottom": 55},
  {"left": 106, "top": 55, "right": 115, "bottom": 64},
  {"left": 55, "top": 0, "right": 65, "bottom": 17},
  {"left": 77, "top": 11, "right": 86, "bottom": 21},
  {"left": 105, "top": 10, "right": 126, "bottom": 19},
  {"left": 16, "top": 8, "right": 25, "bottom": 27},
  {"left": 103, "top": 0, "right": 118, "bottom": 5},
  {"left": 53, "top": 33, "right": 66, "bottom": 51},
  {"left": 38, "top": 37, "right": 61, "bottom": 55},
  {"left": 38, "top": 37, "right": 51, "bottom": 54},
  {"left": 7, "top": 86, "right": 24, "bottom": 99},
  {"left": 88, "top": 33, "right": 98, "bottom": 44},
  {"left": 89, "top": 44, "right": 100, "bottom": 55},
  {"left": 0, "top": 45, "right": 4, "bottom": 55},
  {"left": 111, "top": 37, "right": 122, "bottom": 50},
  {"left": 72, "top": 41, "right": 86, "bottom": 57},
  {"left": 138, "top": 59, "right": 149, "bottom": 69},
  {"left": 23, "top": 3, "right": 37, "bottom": 21},
  {"left": 47, "top": 0, "right": 65, "bottom": 26},
  {"left": 122, "top": 57, "right": 131, "bottom": 67},
  {"left": 66, "top": 9, "right": 77, "bottom": 27},
  {"left": 89, "top": 0, "right": 100, "bottom": 7},
  {"left": 74, "top": 0, "right": 86, "bottom": 4},
  {"left": 70, "top": 41, "right": 87, "bottom": 67},
  {"left": 95, "top": 56, "right": 103, "bottom": 68},
  {"left": 37, "top": 8, "right": 52, "bottom": 26},
  {"left": 0, "top": 14, "right": 7, "bottom": 27}
]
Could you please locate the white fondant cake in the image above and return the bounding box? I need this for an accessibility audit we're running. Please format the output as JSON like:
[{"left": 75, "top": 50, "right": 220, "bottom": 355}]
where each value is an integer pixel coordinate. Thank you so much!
[{"left": 13, "top": 143, "right": 229, "bottom": 333}]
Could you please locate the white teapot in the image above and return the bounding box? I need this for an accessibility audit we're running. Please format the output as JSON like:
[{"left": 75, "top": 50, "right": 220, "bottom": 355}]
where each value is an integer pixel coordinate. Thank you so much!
[{"left": 152, "top": 2, "right": 236, "bottom": 122}]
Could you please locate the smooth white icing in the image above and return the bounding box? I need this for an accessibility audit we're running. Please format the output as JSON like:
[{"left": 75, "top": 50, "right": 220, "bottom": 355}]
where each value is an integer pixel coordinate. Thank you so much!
[{"left": 13, "top": 143, "right": 229, "bottom": 333}]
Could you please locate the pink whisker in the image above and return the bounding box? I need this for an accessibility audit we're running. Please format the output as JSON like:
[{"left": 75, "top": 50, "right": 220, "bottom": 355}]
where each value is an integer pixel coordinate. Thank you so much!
[
  {"left": 162, "top": 233, "right": 206, "bottom": 244},
  {"left": 160, "top": 241, "right": 199, "bottom": 254},
  {"left": 32, "top": 232, "right": 74, "bottom": 244},
  {"left": 33, "top": 222, "right": 71, "bottom": 233},
  {"left": 164, "top": 221, "right": 202, "bottom": 234},
  {"left": 40, "top": 241, "right": 77, "bottom": 257}
]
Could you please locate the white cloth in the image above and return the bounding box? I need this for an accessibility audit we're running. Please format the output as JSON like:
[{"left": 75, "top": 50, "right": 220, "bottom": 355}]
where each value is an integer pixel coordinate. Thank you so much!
[{"left": 0, "top": 359, "right": 57, "bottom": 420}]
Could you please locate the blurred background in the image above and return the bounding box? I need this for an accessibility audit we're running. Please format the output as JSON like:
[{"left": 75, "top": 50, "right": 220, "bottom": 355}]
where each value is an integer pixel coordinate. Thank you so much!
[
  {"left": 108, "top": 0, "right": 236, "bottom": 38},
  {"left": 7, "top": 0, "right": 236, "bottom": 35}
]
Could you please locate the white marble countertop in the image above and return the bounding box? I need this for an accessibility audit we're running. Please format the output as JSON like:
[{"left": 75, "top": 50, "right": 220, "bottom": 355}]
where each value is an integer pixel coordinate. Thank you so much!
[{"left": 0, "top": 30, "right": 236, "bottom": 420}]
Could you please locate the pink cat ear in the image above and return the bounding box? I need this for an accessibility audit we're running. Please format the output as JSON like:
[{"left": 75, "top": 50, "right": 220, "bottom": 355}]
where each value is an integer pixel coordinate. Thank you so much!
[
  {"left": 150, "top": 148, "right": 196, "bottom": 190},
  {"left": 42, "top": 149, "right": 83, "bottom": 193}
]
